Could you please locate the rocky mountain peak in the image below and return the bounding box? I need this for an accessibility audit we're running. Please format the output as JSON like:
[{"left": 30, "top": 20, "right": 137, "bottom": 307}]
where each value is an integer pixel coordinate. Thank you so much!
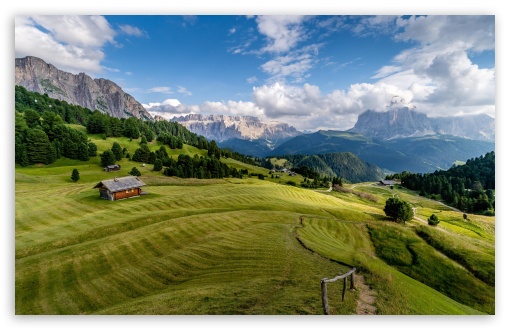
[
  {"left": 15, "top": 56, "right": 153, "bottom": 120},
  {"left": 172, "top": 114, "right": 301, "bottom": 144},
  {"left": 349, "top": 108, "right": 494, "bottom": 141}
]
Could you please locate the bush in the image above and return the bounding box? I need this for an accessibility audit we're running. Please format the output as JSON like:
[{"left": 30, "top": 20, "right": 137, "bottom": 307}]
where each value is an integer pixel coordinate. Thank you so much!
[
  {"left": 71, "top": 168, "right": 80, "bottom": 182},
  {"left": 286, "top": 181, "right": 296, "bottom": 186},
  {"left": 428, "top": 214, "right": 440, "bottom": 226},
  {"left": 129, "top": 167, "right": 141, "bottom": 177}
]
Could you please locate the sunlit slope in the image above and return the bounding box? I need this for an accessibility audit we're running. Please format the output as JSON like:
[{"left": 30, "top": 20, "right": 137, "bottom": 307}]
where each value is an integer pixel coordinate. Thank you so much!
[{"left": 15, "top": 138, "right": 494, "bottom": 315}]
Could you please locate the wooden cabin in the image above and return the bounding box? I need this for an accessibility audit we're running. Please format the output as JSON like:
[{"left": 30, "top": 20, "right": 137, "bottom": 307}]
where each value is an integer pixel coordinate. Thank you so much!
[
  {"left": 93, "top": 176, "right": 146, "bottom": 201},
  {"left": 104, "top": 164, "right": 121, "bottom": 172},
  {"left": 379, "top": 180, "right": 396, "bottom": 186}
]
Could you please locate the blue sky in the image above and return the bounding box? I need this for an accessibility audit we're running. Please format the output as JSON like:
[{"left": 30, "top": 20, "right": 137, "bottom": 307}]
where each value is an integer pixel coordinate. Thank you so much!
[{"left": 15, "top": 14, "right": 495, "bottom": 131}]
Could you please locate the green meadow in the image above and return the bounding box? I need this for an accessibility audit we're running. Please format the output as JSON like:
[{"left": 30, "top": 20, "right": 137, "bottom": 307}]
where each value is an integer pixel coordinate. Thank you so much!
[{"left": 15, "top": 135, "right": 495, "bottom": 315}]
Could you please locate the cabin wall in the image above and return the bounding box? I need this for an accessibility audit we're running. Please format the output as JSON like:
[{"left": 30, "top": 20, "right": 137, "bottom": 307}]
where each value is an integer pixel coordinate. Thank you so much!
[
  {"left": 99, "top": 188, "right": 114, "bottom": 201},
  {"left": 113, "top": 188, "right": 141, "bottom": 200}
]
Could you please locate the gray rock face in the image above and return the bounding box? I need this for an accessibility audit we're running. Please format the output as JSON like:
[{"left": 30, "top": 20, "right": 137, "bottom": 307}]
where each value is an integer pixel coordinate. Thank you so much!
[
  {"left": 173, "top": 114, "right": 301, "bottom": 146},
  {"left": 15, "top": 56, "right": 153, "bottom": 120},
  {"left": 349, "top": 108, "right": 495, "bottom": 141}
]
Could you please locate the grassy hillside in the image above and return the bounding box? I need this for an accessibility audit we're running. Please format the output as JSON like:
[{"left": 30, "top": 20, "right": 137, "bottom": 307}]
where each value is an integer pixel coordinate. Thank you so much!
[{"left": 15, "top": 135, "right": 494, "bottom": 315}]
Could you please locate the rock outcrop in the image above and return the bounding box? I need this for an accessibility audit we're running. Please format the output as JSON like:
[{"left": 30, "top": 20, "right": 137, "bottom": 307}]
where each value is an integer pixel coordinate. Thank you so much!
[{"left": 15, "top": 56, "right": 153, "bottom": 120}]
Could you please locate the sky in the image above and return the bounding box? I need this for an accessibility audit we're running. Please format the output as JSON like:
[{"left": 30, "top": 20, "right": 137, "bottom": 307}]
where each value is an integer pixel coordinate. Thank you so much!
[{"left": 14, "top": 13, "right": 495, "bottom": 131}]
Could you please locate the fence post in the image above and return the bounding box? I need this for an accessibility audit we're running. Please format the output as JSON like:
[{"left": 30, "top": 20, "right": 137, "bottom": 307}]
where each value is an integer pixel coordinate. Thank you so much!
[
  {"left": 342, "top": 277, "right": 347, "bottom": 301},
  {"left": 350, "top": 270, "right": 355, "bottom": 290},
  {"left": 321, "top": 279, "right": 329, "bottom": 315}
]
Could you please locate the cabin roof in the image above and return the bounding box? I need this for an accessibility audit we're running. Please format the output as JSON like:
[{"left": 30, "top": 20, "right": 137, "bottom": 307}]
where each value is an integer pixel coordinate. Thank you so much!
[
  {"left": 93, "top": 176, "right": 146, "bottom": 192},
  {"left": 380, "top": 180, "right": 396, "bottom": 185}
]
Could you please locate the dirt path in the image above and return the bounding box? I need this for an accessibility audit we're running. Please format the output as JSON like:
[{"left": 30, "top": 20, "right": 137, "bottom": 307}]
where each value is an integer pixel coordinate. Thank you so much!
[{"left": 354, "top": 273, "right": 377, "bottom": 315}]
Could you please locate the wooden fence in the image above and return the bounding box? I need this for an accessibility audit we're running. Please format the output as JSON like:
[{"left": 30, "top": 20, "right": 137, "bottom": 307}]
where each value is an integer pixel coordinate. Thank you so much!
[{"left": 320, "top": 267, "right": 356, "bottom": 315}]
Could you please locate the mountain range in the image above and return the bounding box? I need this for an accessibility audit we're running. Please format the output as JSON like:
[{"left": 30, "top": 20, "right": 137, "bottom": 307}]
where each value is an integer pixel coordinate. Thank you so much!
[
  {"left": 270, "top": 130, "right": 494, "bottom": 173},
  {"left": 14, "top": 56, "right": 495, "bottom": 175},
  {"left": 173, "top": 114, "right": 301, "bottom": 156},
  {"left": 349, "top": 108, "right": 495, "bottom": 141},
  {"left": 15, "top": 56, "right": 153, "bottom": 120}
]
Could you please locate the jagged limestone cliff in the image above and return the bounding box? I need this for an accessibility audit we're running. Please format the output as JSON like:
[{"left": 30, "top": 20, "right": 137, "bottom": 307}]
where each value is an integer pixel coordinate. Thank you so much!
[
  {"left": 15, "top": 56, "right": 152, "bottom": 120},
  {"left": 173, "top": 114, "right": 300, "bottom": 144}
]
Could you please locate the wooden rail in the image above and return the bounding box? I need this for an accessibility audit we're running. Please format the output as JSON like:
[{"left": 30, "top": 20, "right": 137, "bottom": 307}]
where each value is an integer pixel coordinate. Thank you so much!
[{"left": 320, "top": 267, "right": 356, "bottom": 315}]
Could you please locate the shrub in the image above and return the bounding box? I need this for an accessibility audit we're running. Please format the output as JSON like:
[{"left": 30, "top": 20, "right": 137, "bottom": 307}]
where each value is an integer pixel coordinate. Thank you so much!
[
  {"left": 71, "top": 168, "right": 80, "bottom": 182},
  {"left": 129, "top": 167, "right": 141, "bottom": 177},
  {"left": 428, "top": 214, "right": 440, "bottom": 226}
]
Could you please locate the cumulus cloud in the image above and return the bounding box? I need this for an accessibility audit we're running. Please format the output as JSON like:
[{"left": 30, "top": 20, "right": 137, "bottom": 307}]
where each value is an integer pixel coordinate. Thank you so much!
[
  {"left": 15, "top": 15, "right": 116, "bottom": 74},
  {"left": 249, "top": 82, "right": 415, "bottom": 130},
  {"left": 144, "top": 98, "right": 191, "bottom": 118},
  {"left": 366, "top": 15, "right": 495, "bottom": 117},
  {"left": 422, "top": 51, "right": 495, "bottom": 107}
]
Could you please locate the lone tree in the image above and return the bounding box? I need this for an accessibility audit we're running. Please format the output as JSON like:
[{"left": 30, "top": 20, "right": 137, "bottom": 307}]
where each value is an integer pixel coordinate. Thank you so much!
[
  {"left": 100, "top": 150, "right": 116, "bottom": 167},
  {"left": 428, "top": 214, "right": 440, "bottom": 226},
  {"left": 71, "top": 168, "right": 80, "bottom": 182},
  {"left": 129, "top": 167, "right": 141, "bottom": 177},
  {"left": 384, "top": 197, "right": 413, "bottom": 225}
]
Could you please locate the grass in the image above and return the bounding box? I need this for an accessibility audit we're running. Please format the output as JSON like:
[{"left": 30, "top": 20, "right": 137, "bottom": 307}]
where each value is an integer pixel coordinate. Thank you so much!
[{"left": 15, "top": 135, "right": 495, "bottom": 315}]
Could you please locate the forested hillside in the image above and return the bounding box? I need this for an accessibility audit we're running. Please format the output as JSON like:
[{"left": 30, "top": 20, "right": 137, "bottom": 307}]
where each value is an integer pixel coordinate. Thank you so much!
[
  {"left": 14, "top": 86, "right": 256, "bottom": 172},
  {"left": 388, "top": 152, "right": 495, "bottom": 215},
  {"left": 265, "top": 152, "right": 384, "bottom": 183}
]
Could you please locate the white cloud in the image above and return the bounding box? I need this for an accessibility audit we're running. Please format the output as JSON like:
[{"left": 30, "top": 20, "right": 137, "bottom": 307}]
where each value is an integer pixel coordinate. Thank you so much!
[
  {"left": 144, "top": 79, "right": 420, "bottom": 131},
  {"left": 250, "top": 82, "right": 417, "bottom": 130},
  {"left": 368, "top": 15, "right": 495, "bottom": 117},
  {"left": 351, "top": 15, "right": 399, "bottom": 36},
  {"left": 261, "top": 53, "right": 313, "bottom": 81},
  {"left": 15, "top": 15, "right": 116, "bottom": 74},
  {"left": 103, "top": 66, "right": 120, "bottom": 73},
  {"left": 395, "top": 15, "right": 494, "bottom": 52},
  {"left": 202, "top": 101, "right": 264, "bottom": 118},
  {"left": 145, "top": 98, "right": 264, "bottom": 121},
  {"left": 256, "top": 15, "right": 308, "bottom": 53},
  {"left": 147, "top": 86, "right": 173, "bottom": 94},
  {"left": 144, "top": 98, "right": 191, "bottom": 118},
  {"left": 371, "top": 65, "right": 402, "bottom": 79},
  {"left": 422, "top": 51, "right": 495, "bottom": 107},
  {"left": 119, "top": 24, "right": 146, "bottom": 37},
  {"left": 177, "top": 86, "right": 192, "bottom": 96}
]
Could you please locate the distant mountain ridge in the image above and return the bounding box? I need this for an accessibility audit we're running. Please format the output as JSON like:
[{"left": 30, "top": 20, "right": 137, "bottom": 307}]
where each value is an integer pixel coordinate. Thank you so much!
[
  {"left": 15, "top": 56, "right": 153, "bottom": 120},
  {"left": 270, "top": 130, "right": 495, "bottom": 173},
  {"left": 349, "top": 108, "right": 495, "bottom": 141},
  {"left": 173, "top": 114, "right": 301, "bottom": 152}
]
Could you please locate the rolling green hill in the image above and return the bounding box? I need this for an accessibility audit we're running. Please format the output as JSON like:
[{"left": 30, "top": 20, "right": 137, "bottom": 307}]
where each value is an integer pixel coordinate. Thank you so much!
[{"left": 15, "top": 133, "right": 495, "bottom": 315}]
